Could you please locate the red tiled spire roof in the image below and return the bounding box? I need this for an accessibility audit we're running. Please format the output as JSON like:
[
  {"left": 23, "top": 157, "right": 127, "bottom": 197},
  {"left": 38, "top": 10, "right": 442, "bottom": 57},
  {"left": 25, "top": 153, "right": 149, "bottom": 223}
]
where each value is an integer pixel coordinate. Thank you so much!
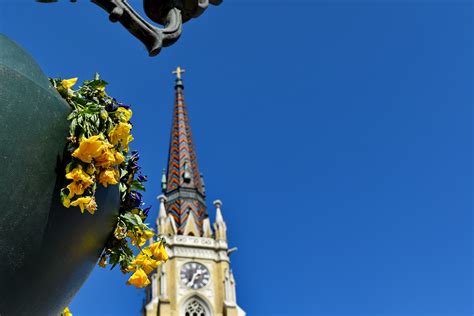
[{"left": 163, "top": 68, "right": 207, "bottom": 236}]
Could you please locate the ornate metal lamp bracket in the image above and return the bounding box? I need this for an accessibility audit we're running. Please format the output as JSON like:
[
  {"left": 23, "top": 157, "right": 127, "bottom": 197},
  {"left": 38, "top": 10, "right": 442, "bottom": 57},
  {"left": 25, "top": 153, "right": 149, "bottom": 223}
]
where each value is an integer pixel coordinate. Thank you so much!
[{"left": 37, "top": 0, "right": 222, "bottom": 57}]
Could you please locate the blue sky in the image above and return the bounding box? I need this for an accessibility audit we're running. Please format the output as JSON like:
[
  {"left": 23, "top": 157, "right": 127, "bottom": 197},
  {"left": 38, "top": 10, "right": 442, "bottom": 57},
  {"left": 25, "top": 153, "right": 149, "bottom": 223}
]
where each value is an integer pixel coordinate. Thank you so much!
[{"left": 1, "top": 1, "right": 472, "bottom": 315}]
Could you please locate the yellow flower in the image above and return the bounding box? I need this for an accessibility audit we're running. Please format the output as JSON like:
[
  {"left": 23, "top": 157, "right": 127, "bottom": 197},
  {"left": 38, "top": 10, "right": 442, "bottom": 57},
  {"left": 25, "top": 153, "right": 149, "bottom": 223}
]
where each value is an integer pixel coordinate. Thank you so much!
[
  {"left": 149, "top": 241, "right": 169, "bottom": 262},
  {"left": 85, "top": 198, "right": 98, "bottom": 214},
  {"left": 108, "top": 122, "right": 132, "bottom": 146},
  {"left": 97, "top": 168, "right": 119, "bottom": 187},
  {"left": 116, "top": 107, "right": 133, "bottom": 122},
  {"left": 132, "top": 251, "right": 149, "bottom": 266},
  {"left": 143, "top": 228, "right": 155, "bottom": 240},
  {"left": 127, "top": 268, "right": 150, "bottom": 288},
  {"left": 113, "top": 221, "right": 127, "bottom": 240},
  {"left": 67, "top": 181, "right": 87, "bottom": 198},
  {"left": 128, "top": 228, "right": 154, "bottom": 247},
  {"left": 124, "top": 265, "right": 136, "bottom": 273},
  {"left": 131, "top": 251, "right": 160, "bottom": 274},
  {"left": 140, "top": 229, "right": 156, "bottom": 247},
  {"left": 95, "top": 145, "right": 116, "bottom": 168},
  {"left": 127, "top": 232, "right": 144, "bottom": 247},
  {"left": 61, "top": 78, "right": 78, "bottom": 89},
  {"left": 123, "top": 135, "right": 134, "bottom": 153},
  {"left": 86, "top": 163, "right": 96, "bottom": 175},
  {"left": 141, "top": 259, "right": 160, "bottom": 274},
  {"left": 72, "top": 135, "right": 106, "bottom": 163},
  {"left": 65, "top": 166, "right": 94, "bottom": 198},
  {"left": 62, "top": 307, "right": 73, "bottom": 316},
  {"left": 70, "top": 196, "right": 97, "bottom": 215},
  {"left": 65, "top": 165, "right": 91, "bottom": 183},
  {"left": 98, "top": 255, "right": 107, "bottom": 268},
  {"left": 114, "top": 151, "right": 125, "bottom": 165}
]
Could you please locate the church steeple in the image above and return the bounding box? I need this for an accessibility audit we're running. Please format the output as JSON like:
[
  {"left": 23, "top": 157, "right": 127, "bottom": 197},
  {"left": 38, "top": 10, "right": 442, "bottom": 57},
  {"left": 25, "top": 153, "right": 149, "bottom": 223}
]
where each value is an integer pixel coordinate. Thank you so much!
[
  {"left": 145, "top": 68, "right": 246, "bottom": 316},
  {"left": 164, "top": 67, "right": 208, "bottom": 236}
]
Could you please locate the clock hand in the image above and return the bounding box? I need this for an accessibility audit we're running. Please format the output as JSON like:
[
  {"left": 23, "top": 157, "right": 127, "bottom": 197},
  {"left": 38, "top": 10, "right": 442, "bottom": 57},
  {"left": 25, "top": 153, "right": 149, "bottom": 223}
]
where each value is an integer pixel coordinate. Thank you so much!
[
  {"left": 187, "top": 272, "right": 198, "bottom": 287},
  {"left": 187, "top": 278, "right": 194, "bottom": 287},
  {"left": 187, "top": 271, "right": 203, "bottom": 287}
]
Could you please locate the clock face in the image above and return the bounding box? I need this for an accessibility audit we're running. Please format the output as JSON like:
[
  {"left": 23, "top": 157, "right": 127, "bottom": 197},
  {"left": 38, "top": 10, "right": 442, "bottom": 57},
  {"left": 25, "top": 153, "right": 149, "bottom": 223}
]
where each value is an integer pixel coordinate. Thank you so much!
[{"left": 180, "top": 262, "right": 210, "bottom": 289}]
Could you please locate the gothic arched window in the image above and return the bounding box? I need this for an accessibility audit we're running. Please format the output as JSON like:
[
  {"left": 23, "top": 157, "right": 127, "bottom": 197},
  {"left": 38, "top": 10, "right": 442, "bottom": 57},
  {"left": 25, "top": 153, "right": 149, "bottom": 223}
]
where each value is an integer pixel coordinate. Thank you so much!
[{"left": 184, "top": 298, "right": 207, "bottom": 316}]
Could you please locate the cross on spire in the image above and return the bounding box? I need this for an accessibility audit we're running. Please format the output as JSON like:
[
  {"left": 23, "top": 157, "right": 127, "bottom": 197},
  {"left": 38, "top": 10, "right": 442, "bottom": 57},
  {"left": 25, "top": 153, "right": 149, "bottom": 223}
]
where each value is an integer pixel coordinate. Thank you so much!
[{"left": 172, "top": 66, "right": 186, "bottom": 79}]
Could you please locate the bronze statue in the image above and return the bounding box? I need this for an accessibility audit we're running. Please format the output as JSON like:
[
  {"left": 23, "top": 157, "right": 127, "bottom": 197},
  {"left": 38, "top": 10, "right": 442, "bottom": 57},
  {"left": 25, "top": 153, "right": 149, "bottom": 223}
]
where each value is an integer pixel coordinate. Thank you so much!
[{"left": 37, "top": 0, "right": 222, "bottom": 56}]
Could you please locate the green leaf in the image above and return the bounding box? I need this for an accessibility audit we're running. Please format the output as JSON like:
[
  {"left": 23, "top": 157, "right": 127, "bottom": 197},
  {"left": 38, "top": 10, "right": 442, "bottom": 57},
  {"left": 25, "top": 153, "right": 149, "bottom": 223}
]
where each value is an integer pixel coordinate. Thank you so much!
[
  {"left": 88, "top": 79, "right": 108, "bottom": 90},
  {"left": 60, "top": 188, "right": 68, "bottom": 200},
  {"left": 120, "top": 168, "right": 128, "bottom": 179},
  {"left": 133, "top": 214, "right": 143, "bottom": 226},
  {"left": 131, "top": 180, "right": 145, "bottom": 191},
  {"left": 67, "top": 111, "right": 77, "bottom": 121},
  {"left": 121, "top": 213, "right": 138, "bottom": 226},
  {"left": 70, "top": 119, "right": 77, "bottom": 135},
  {"left": 119, "top": 182, "right": 127, "bottom": 193},
  {"left": 65, "top": 161, "right": 75, "bottom": 173}
]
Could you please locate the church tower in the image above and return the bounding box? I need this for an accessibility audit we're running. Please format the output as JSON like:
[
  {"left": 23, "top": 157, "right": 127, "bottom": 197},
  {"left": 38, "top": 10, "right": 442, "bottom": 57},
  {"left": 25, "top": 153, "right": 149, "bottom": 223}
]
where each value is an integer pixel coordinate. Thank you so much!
[{"left": 144, "top": 67, "right": 246, "bottom": 316}]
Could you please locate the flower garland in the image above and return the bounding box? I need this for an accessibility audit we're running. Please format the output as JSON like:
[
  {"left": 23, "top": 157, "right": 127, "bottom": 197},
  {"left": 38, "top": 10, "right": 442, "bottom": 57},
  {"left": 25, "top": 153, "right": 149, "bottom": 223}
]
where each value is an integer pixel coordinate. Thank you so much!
[{"left": 51, "top": 75, "right": 168, "bottom": 291}]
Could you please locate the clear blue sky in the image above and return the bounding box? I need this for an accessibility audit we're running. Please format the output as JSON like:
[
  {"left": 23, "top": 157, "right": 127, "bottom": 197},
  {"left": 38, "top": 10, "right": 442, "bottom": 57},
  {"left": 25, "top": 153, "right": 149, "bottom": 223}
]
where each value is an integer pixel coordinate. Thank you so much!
[{"left": 1, "top": 1, "right": 472, "bottom": 315}]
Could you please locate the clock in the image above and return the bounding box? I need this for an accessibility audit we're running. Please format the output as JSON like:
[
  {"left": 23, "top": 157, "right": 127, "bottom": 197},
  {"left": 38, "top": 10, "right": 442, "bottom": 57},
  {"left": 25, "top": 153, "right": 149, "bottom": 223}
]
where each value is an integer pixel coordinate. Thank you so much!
[{"left": 180, "top": 262, "right": 210, "bottom": 289}]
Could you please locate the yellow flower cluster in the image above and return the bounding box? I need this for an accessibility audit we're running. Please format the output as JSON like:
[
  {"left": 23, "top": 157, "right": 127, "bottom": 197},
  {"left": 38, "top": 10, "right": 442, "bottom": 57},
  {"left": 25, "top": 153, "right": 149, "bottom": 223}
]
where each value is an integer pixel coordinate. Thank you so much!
[
  {"left": 109, "top": 122, "right": 133, "bottom": 152},
  {"left": 56, "top": 76, "right": 166, "bottom": 290},
  {"left": 71, "top": 135, "right": 118, "bottom": 165},
  {"left": 126, "top": 240, "right": 169, "bottom": 288},
  {"left": 63, "top": 116, "right": 132, "bottom": 212},
  {"left": 65, "top": 165, "right": 93, "bottom": 198},
  {"left": 62, "top": 165, "right": 96, "bottom": 214}
]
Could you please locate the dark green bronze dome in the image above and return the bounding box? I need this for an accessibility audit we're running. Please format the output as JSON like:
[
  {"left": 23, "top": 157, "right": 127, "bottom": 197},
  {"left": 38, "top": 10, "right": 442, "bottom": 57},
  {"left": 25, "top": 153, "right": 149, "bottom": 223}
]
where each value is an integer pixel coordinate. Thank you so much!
[{"left": 0, "top": 34, "right": 120, "bottom": 316}]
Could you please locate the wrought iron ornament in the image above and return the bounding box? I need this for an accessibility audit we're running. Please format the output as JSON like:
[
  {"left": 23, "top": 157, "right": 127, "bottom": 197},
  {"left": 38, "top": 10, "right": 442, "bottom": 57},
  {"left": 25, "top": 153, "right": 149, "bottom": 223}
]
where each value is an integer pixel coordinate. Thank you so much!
[{"left": 37, "top": 0, "right": 222, "bottom": 56}]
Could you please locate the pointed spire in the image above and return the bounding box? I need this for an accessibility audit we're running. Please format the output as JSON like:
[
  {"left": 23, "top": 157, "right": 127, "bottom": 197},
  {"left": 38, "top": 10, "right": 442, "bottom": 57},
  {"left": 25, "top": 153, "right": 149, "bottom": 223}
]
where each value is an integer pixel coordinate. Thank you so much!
[
  {"left": 158, "top": 195, "right": 167, "bottom": 219},
  {"left": 202, "top": 218, "right": 212, "bottom": 238},
  {"left": 182, "top": 212, "right": 200, "bottom": 236},
  {"left": 163, "top": 67, "right": 208, "bottom": 236},
  {"left": 156, "top": 195, "right": 168, "bottom": 235},
  {"left": 167, "top": 214, "right": 178, "bottom": 235},
  {"left": 165, "top": 67, "right": 205, "bottom": 194},
  {"left": 213, "top": 199, "right": 227, "bottom": 241},
  {"left": 214, "top": 200, "right": 224, "bottom": 223}
]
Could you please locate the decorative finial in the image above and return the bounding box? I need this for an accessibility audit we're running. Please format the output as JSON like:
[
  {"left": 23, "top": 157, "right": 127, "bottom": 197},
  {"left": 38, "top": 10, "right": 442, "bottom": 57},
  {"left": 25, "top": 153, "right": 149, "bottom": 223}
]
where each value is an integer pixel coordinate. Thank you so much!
[
  {"left": 213, "top": 199, "right": 226, "bottom": 240},
  {"left": 157, "top": 194, "right": 168, "bottom": 203},
  {"left": 157, "top": 194, "right": 167, "bottom": 219},
  {"left": 213, "top": 200, "right": 222, "bottom": 208},
  {"left": 172, "top": 66, "right": 186, "bottom": 80},
  {"left": 161, "top": 169, "right": 167, "bottom": 192}
]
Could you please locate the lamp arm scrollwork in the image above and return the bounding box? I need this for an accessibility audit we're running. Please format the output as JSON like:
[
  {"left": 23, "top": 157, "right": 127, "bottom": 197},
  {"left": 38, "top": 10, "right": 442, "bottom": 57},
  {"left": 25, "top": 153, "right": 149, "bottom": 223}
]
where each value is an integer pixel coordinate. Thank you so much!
[
  {"left": 91, "top": 0, "right": 182, "bottom": 56},
  {"left": 36, "top": 0, "right": 222, "bottom": 57}
]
